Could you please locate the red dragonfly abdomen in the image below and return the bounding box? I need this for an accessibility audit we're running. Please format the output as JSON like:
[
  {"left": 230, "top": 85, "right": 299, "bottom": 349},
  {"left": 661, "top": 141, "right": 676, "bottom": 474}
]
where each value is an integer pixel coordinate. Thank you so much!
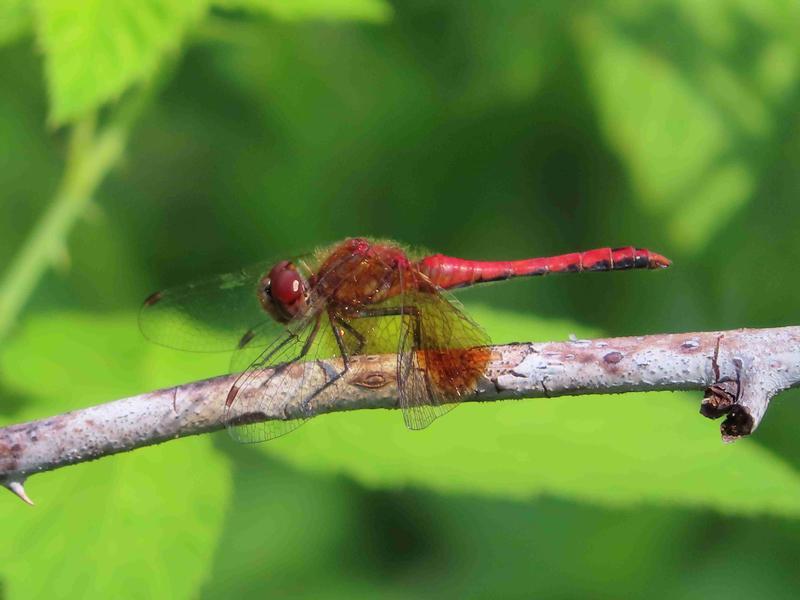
[{"left": 416, "top": 246, "right": 671, "bottom": 290}]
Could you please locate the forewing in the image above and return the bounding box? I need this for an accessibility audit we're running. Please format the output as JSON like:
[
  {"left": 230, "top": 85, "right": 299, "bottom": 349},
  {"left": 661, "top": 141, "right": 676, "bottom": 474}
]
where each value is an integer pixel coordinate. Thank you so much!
[
  {"left": 139, "top": 261, "right": 282, "bottom": 353},
  {"left": 224, "top": 311, "right": 346, "bottom": 443},
  {"left": 397, "top": 268, "right": 491, "bottom": 430},
  {"left": 229, "top": 319, "right": 290, "bottom": 375}
]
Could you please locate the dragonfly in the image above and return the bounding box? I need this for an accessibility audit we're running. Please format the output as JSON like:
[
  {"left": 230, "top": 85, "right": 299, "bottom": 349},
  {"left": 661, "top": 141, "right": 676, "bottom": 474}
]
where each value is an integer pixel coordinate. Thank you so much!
[{"left": 139, "top": 237, "right": 670, "bottom": 442}]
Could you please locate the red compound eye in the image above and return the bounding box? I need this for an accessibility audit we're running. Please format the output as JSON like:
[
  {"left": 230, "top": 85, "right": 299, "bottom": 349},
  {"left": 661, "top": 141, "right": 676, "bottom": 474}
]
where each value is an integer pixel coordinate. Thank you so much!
[{"left": 268, "top": 261, "right": 303, "bottom": 305}]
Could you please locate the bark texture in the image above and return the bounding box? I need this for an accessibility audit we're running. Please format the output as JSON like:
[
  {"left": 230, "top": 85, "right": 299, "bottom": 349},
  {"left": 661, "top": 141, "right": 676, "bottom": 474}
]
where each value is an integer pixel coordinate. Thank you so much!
[{"left": 3, "top": 326, "right": 799, "bottom": 504}]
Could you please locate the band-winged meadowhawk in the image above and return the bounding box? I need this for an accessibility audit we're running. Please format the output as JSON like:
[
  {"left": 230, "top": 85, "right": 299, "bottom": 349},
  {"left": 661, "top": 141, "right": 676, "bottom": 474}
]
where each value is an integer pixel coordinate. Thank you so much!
[{"left": 139, "top": 238, "right": 670, "bottom": 442}]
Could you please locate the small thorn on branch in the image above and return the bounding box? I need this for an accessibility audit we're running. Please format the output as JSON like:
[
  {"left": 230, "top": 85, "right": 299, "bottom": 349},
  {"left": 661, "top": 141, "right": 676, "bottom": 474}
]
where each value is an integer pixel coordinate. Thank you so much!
[{"left": 3, "top": 479, "right": 34, "bottom": 506}]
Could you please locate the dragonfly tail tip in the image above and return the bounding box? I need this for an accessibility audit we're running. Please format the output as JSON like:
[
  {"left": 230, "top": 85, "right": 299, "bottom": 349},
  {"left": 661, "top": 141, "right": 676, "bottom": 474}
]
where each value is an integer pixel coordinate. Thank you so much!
[{"left": 652, "top": 252, "right": 672, "bottom": 269}]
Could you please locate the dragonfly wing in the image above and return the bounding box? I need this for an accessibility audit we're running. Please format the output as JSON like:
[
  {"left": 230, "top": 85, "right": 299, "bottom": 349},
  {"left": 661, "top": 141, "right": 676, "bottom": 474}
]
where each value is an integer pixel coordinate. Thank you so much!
[
  {"left": 228, "top": 319, "right": 290, "bottom": 375},
  {"left": 224, "top": 310, "right": 347, "bottom": 442},
  {"left": 226, "top": 249, "right": 397, "bottom": 442},
  {"left": 224, "top": 259, "right": 380, "bottom": 442},
  {"left": 138, "top": 261, "right": 284, "bottom": 352},
  {"left": 396, "top": 267, "right": 491, "bottom": 430},
  {"left": 223, "top": 326, "right": 311, "bottom": 443}
]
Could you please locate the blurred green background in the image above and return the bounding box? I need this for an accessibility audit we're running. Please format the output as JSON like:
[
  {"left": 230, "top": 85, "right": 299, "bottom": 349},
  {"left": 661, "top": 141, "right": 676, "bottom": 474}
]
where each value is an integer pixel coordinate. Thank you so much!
[{"left": 3, "top": 0, "right": 800, "bottom": 598}]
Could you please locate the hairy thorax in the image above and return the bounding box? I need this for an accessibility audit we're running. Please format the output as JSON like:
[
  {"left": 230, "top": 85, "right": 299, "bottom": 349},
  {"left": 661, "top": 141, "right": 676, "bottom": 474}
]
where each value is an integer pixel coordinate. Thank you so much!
[{"left": 313, "top": 238, "right": 413, "bottom": 313}]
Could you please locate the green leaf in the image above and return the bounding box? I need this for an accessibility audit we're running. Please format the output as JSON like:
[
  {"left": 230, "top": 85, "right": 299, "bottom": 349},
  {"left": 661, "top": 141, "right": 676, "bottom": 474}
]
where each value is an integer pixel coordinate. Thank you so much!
[
  {"left": 2, "top": 312, "right": 151, "bottom": 407},
  {"left": 0, "top": 310, "right": 229, "bottom": 409},
  {"left": 35, "top": 0, "right": 209, "bottom": 125},
  {"left": 574, "top": 2, "right": 800, "bottom": 253},
  {"left": 213, "top": 0, "right": 393, "bottom": 23},
  {"left": 0, "top": 429, "right": 231, "bottom": 598},
  {"left": 259, "top": 305, "right": 800, "bottom": 518},
  {"left": 0, "top": 0, "right": 33, "bottom": 45},
  {"left": 577, "top": 11, "right": 728, "bottom": 207},
  {"left": 0, "top": 313, "right": 230, "bottom": 598}
]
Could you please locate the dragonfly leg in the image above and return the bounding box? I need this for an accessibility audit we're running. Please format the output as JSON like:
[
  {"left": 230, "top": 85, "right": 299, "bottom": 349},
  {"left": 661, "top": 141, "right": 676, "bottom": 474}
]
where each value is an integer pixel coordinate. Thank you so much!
[
  {"left": 333, "top": 316, "right": 367, "bottom": 355},
  {"left": 349, "top": 306, "right": 435, "bottom": 403},
  {"left": 300, "top": 305, "right": 421, "bottom": 410},
  {"left": 301, "top": 310, "right": 355, "bottom": 412},
  {"left": 352, "top": 306, "right": 446, "bottom": 414},
  {"left": 289, "top": 315, "right": 325, "bottom": 418},
  {"left": 227, "top": 315, "right": 322, "bottom": 425},
  {"left": 298, "top": 316, "right": 323, "bottom": 357}
]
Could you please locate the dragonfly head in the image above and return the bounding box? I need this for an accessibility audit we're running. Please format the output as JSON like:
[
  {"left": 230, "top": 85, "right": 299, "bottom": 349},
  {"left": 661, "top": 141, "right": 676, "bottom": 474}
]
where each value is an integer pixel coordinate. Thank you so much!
[{"left": 258, "top": 260, "right": 309, "bottom": 323}]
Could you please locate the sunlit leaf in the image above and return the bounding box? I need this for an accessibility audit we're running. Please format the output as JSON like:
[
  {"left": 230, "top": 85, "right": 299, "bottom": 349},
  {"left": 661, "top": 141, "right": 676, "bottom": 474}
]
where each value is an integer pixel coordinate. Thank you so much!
[
  {"left": 35, "top": 0, "right": 209, "bottom": 124},
  {"left": 574, "top": 1, "right": 800, "bottom": 253},
  {"left": 1, "top": 312, "right": 151, "bottom": 407},
  {"left": 0, "top": 313, "right": 230, "bottom": 598},
  {"left": 575, "top": 12, "right": 729, "bottom": 213},
  {"left": 0, "top": 0, "right": 32, "bottom": 45},
  {"left": 213, "top": 0, "right": 393, "bottom": 23},
  {"left": 666, "top": 163, "right": 753, "bottom": 251},
  {"left": 0, "top": 432, "right": 231, "bottom": 598}
]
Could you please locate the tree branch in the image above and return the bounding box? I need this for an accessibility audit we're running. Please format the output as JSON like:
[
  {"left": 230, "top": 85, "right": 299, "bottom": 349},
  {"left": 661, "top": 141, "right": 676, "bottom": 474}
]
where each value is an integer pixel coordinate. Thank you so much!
[{"left": 2, "top": 326, "right": 799, "bottom": 504}]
